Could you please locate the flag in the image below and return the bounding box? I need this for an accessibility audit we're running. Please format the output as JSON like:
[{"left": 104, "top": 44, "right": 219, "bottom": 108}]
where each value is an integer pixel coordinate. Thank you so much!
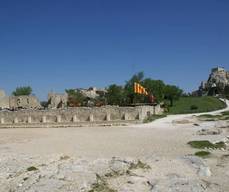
[{"left": 134, "top": 82, "right": 148, "bottom": 96}]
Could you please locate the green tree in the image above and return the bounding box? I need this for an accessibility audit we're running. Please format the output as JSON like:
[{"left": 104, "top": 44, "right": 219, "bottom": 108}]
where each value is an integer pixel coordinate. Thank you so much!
[
  {"left": 12, "top": 86, "right": 32, "bottom": 96},
  {"left": 105, "top": 84, "right": 126, "bottom": 106},
  {"left": 142, "top": 78, "right": 165, "bottom": 102},
  {"left": 124, "top": 72, "right": 145, "bottom": 104},
  {"left": 65, "top": 89, "right": 86, "bottom": 106},
  {"left": 164, "top": 85, "right": 183, "bottom": 106}
]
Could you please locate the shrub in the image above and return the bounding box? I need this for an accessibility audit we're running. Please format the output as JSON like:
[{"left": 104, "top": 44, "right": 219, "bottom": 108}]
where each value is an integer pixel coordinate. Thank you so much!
[
  {"left": 190, "top": 105, "right": 198, "bottom": 110},
  {"left": 129, "top": 160, "right": 151, "bottom": 170},
  {"left": 12, "top": 86, "right": 32, "bottom": 96},
  {"left": 27, "top": 166, "right": 38, "bottom": 172},
  {"left": 188, "top": 140, "right": 226, "bottom": 149},
  {"left": 195, "top": 151, "right": 211, "bottom": 158}
]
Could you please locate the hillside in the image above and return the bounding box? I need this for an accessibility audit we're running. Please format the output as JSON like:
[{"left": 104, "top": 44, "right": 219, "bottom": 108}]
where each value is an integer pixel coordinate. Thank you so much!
[{"left": 168, "top": 96, "right": 226, "bottom": 114}]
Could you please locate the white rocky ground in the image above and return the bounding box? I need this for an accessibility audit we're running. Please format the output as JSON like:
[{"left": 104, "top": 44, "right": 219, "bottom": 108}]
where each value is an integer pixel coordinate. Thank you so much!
[{"left": 0, "top": 101, "right": 229, "bottom": 192}]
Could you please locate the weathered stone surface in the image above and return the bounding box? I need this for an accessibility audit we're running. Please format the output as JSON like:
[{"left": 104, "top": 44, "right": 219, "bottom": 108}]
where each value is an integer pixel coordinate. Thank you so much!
[
  {"left": 197, "top": 128, "right": 222, "bottom": 135},
  {"left": 9, "top": 96, "right": 41, "bottom": 109},
  {"left": 48, "top": 93, "right": 68, "bottom": 109},
  {"left": 183, "top": 156, "right": 211, "bottom": 177},
  {"left": 197, "top": 67, "right": 229, "bottom": 96},
  {"left": 0, "top": 105, "right": 163, "bottom": 127},
  {"left": 0, "top": 90, "right": 41, "bottom": 110}
]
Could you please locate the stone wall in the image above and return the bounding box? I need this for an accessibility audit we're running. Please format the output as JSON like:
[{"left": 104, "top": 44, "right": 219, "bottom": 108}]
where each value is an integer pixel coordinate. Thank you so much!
[
  {"left": 0, "top": 90, "right": 41, "bottom": 109},
  {"left": 0, "top": 105, "right": 163, "bottom": 127},
  {"left": 9, "top": 96, "right": 41, "bottom": 109},
  {"left": 48, "top": 93, "right": 68, "bottom": 109}
]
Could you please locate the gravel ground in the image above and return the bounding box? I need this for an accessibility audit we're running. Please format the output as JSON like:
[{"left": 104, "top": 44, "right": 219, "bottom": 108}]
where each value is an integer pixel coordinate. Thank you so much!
[{"left": 0, "top": 101, "right": 229, "bottom": 191}]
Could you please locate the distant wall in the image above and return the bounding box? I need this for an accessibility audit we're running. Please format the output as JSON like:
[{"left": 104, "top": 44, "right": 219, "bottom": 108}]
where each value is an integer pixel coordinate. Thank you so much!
[
  {"left": 0, "top": 93, "right": 41, "bottom": 110},
  {"left": 9, "top": 96, "right": 41, "bottom": 109},
  {"left": 48, "top": 93, "right": 68, "bottom": 109},
  {"left": 0, "top": 105, "right": 163, "bottom": 127}
]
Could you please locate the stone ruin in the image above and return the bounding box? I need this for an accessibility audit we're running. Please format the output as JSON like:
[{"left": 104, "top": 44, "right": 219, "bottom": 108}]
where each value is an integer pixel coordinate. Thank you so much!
[
  {"left": 77, "top": 87, "right": 107, "bottom": 99},
  {"left": 0, "top": 89, "right": 41, "bottom": 110},
  {"left": 0, "top": 105, "right": 163, "bottom": 128},
  {"left": 47, "top": 92, "right": 68, "bottom": 109},
  {"left": 0, "top": 88, "right": 164, "bottom": 127},
  {"left": 195, "top": 67, "right": 229, "bottom": 96}
]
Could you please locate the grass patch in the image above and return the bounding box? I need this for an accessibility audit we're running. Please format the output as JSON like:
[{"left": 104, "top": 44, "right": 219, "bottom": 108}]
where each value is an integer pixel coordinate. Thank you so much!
[
  {"left": 204, "top": 119, "right": 217, "bottom": 121},
  {"left": 198, "top": 112, "right": 229, "bottom": 121},
  {"left": 23, "top": 177, "right": 29, "bottom": 181},
  {"left": 198, "top": 114, "right": 218, "bottom": 118},
  {"left": 104, "top": 170, "right": 125, "bottom": 178},
  {"left": 129, "top": 160, "right": 151, "bottom": 170},
  {"left": 195, "top": 151, "right": 211, "bottom": 158},
  {"left": 168, "top": 96, "right": 226, "bottom": 114},
  {"left": 188, "top": 140, "right": 226, "bottom": 149},
  {"left": 221, "top": 111, "right": 229, "bottom": 116},
  {"left": 214, "top": 142, "right": 227, "bottom": 149},
  {"left": 27, "top": 166, "right": 38, "bottom": 172},
  {"left": 88, "top": 160, "right": 150, "bottom": 192},
  {"left": 143, "top": 114, "right": 166, "bottom": 123},
  {"left": 88, "top": 174, "right": 117, "bottom": 192}
]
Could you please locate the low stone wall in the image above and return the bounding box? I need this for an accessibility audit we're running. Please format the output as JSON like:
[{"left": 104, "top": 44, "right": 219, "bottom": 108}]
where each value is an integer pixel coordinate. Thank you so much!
[{"left": 0, "top": 105, "right": 163, "bottom": 128}]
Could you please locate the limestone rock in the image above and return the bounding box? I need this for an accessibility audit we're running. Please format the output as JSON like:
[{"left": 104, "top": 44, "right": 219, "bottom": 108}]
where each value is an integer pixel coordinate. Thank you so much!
[{"left": 197, "top": 67, "right": 229, "bottom": 96}]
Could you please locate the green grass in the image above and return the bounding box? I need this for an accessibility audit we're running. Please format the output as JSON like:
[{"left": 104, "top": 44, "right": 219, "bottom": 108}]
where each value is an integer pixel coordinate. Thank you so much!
[
  {"left": 221, "top": 111, "right": 229, "bottom": 116},
  {"left": 88, "top": 174, "right": 117, "bottom": 192},
  {"left": 168, "top": 96, "right": 226, "bottom": 114},
  {"left": 198, "top": 114, "right": 220, "bottom": 118},
  {"left": 129, "top": 160, "right": 151, "bottom": 170},
  {"left": 198, "top": 111, "right": 229, "bottom": 121},
  {"left": 195, "top": 151, "right": 211, "bottom": 158},
  {"left": 27, "top": 166, "right": 38, "bottom": 172},
  {"left": 88, "top": 160, "right": 150, "bottom": 192},
  {"left": 214, "top": 142, "right": 227, "bottom": 149},
  {"left": 188, "top": 140, "right": 226, "bottom": 149}
]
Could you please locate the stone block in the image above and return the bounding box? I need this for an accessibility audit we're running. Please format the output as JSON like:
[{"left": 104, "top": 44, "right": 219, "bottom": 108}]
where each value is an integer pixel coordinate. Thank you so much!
[
  {"left": 27, "top": 116, "right": 32, "bottom": 123},
  {"left": 57, "top": 115, "right": 61, "bottom": 123},
  {"left": 0, "top": 117, "right": 4, "bottom": 124},
  {"left": 42, "top": 116, "right": 47, "bottom": 123},
  {"left": 89, "top": 114, "right": 94, "bottom": 122},
  {"left": 106, "top": 113, "right": 111, "bottom": 121},
  {"left": 14, "top": 117, "right": 18, "bottom": 124}
]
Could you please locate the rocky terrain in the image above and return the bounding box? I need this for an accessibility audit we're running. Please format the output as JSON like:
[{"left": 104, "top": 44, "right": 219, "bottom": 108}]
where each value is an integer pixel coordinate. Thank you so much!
[
  {"left": 197, "top": 67, "right": 229, "bottom": 96},
  {"left": 0, "top": 103, "right": 229, "bottom": 192}
]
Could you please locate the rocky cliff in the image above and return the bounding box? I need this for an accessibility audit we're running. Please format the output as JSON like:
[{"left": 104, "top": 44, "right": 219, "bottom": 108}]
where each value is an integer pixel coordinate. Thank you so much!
[{"left": 198, "top": 67, "right": 229, "bottom": 96}]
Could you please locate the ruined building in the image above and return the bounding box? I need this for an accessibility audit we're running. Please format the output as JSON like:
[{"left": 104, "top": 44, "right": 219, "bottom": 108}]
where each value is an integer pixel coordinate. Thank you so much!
[
  {"left": 0, "top": 89, "right": 41, "bottom": 110},
  {"left": 47, "top": 92, "right": 68, "bottom": 109},
  {"left": 76, "top": 87, "right": 107, "bottom": 99}
]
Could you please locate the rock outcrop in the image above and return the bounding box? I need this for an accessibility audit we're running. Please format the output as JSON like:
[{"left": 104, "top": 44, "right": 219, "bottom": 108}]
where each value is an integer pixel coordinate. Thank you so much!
[{"left": 197, "top": 67, "right": 229, "bottom": 96}]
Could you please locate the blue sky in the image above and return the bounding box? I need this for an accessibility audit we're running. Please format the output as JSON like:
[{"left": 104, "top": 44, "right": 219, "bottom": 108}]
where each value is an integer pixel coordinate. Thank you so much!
[{"left": 0, "top": 0, "right": 229, "bottom": 100}]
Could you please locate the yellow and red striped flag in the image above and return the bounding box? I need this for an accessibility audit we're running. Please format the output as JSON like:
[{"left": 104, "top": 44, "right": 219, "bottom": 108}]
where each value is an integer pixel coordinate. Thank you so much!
[{"left": 134, "top": 82, "right": 148, "bottom": 96}]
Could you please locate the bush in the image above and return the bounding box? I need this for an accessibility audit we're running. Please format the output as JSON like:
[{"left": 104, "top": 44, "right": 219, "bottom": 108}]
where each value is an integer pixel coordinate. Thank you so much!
[
  {"left": 190, "top": 105, "right": 198, "bottom": 110},
  {"left": 12, "top": 86, "right": 32, "bottom": 96},
  {"left": 188, "top": 140, "right": 226, "bottom": 149},
  {"left": 195, "top": 151, "right": 211, "bottom": 158},
  {"left": 27, "top": 166, "right": 38, "bottom": 172}
]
